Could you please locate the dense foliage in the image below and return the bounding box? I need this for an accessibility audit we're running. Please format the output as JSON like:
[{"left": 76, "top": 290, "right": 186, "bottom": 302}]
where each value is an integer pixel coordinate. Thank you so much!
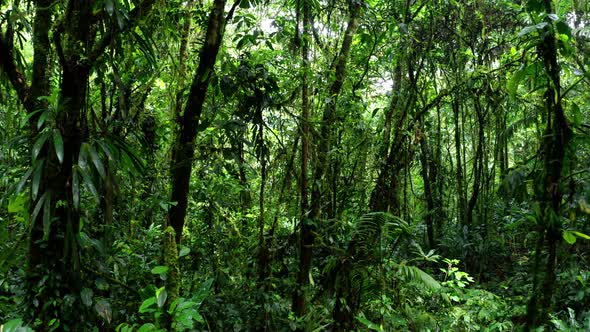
[{"left": 0, "top": 0, "right": 589, "bottom": 330}]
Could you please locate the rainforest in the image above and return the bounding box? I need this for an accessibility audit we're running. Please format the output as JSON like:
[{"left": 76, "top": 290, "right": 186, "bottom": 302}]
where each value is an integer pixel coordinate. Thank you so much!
[{"left": 1, "top": 0, "right": 590, "bottom": 331}]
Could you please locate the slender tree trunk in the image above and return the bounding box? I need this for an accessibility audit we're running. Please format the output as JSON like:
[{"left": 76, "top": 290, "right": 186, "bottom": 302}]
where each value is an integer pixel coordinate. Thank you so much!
[
  {"left": 452, "top": 98, "right": 466, "bottom": 225},
  {"left": 526, "top": 0, "right": 572, "bottom": 327},
  {"left": 256, "top": 104, "right": 271, "bottom": 330},
  {"left": 433, "top": 105, "right": 445, "bottom": 239},
  {"left": 294, "top": 0, "right": 362, "bottom": 322},
  {"left": 419, "top": 120, "right": 436, "bottom": 248},
  {"left": 168, "top": 0, "right": 227, "bottom": 244},
  {"left": 324, "top": 2, "right": 363, "bottom": 329},
  {"left": 293, "top": 0, "right": 312, "bottom": 318},
  {"left": 466, "top": 96, "right": 485, "bottom": 227}
]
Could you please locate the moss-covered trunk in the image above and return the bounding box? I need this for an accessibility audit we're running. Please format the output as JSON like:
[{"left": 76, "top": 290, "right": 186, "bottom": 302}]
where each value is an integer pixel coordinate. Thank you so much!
[
  {"left": 168, "top": 0, "right": 227, "bottom": 244},
  {"left": 525, "top": 0, "right": 573, "bottom": 328}
]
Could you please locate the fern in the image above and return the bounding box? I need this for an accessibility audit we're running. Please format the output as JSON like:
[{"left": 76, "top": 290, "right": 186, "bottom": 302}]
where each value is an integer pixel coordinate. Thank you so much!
[
  {"left": 397, "top": 263, "right": 441, "bottom": 290},
  {"left": 352, "top": 212, "right": 410, "bottom": 263}
]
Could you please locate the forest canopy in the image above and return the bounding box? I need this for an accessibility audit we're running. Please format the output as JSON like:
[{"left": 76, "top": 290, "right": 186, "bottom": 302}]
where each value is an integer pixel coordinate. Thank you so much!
[{"left": 0, "top": 0, "right": 589, "bottom": 331}]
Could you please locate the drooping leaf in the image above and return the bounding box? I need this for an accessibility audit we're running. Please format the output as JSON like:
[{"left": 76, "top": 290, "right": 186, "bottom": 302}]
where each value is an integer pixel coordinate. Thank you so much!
[
  {"left": 30, "top": 192, "right": 47, "bottom": 226},
  {"left": 139, "top": 297, "right": 156, "bottom": 313},
  {"left": 88, "top": 144, "right": 106, "bottom": 179},
  {"left": 32, "top": 131, "right": 50, "bottom": 162},
  {"left": 572, "top": 231, "right": 590, "bottom": 241},
  {"left": 15, "top": 167, "right": 34, "bottom": 194},
  {"left": 31, "top": 159, "right": 44, "bottom": 199},
  {"left": 53, "top": 130, "right": 64, "bottom": 164},
  {"left": 156, "top": 287, "right": 167, "bottom": 308},
  {"left": 79, "top": 165, "right": 99, "bottom": 201},
  {"left": 37, "top": 110, "right": 47, "bottom": 129}
]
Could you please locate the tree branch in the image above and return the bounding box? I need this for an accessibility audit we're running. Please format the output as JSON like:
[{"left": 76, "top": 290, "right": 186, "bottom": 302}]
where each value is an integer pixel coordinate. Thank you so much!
[{"left": 0, "top": 25, "right": 31, "bottom": 110}]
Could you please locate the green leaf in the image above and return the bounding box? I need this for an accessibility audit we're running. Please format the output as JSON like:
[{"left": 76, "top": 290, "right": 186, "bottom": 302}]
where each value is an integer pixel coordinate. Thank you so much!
[
  {"left": 8, "top": 193, "right": 27, "bottom": 215},
  {"left": 15, "top": 167, "right": 34, "bottom": 194},
  {"left": 88, "top": 144, "right": 106, "bottom": 179},
  {"left": 31, "top": 192, "right": 47, "bottom": 226},
  {"left": 97, "top": 140, "right": 116, "bottom": 161},
  {"left": 518, "top": 22, "right": 548, "bottom": 37},
  {"left": 53, "top": 130, "right": 64, "bottom": 164},
  {"left": 563, "top": 230, "right": 576, "bottom": 245},
  {"left": 179, "top": 246, "right": 190, "bottom": 257},
  {"left": 37, "top": 110, "right": 47, "bottom": 129},
  {"left": 137, "top": 323, "right": 156, "bottom": 332},
  {"left": 151, "top": 266, "right": 169, "bottom": 275},
  {"left": 156, "top": 287, "right": 167, "bottom": 308},
  {"left": 22, "top": 109, "right": 46, "bottom": 128},
  {"left": 0, "top": 318, "right": 33, "bottom": 332},
  {"left": 356, "top": 316, "right": 383, "bottom": 331},
  {"left": 193, "top": 278, "right": 214, "bottom": 305},
  {"left": 79, "top": 165, "right": 99, "bottom": 201},
  {"left": 105, "top": 0, "right": 114, "bottom": 15},
  {"left": 81, "top": 288, "right": 93, "bottom": 307},
  {"left": 32, "top": 159, "right": 44, "bottom": 200},
  {"left": 194, "top": 311, "right": 205, "bottom": 323},
  {"left": 139, "top": 297, "right": 156, "bottom": 313},
  {"left": 572, "top": 231, "right": 590, "bottom": 241},
  {"left": 32, "top": 131, "right": 50, "bottom": 162}
]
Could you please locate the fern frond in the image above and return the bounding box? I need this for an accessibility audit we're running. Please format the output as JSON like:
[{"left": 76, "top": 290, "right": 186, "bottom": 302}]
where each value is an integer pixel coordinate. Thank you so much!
[{"left": 397, "top": 263, "right": 441, "bottom": 289}]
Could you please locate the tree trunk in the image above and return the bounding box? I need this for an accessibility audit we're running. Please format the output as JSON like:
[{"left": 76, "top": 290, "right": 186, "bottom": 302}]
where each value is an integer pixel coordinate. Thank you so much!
[
  {"left": 466, "top": 96, "right": 485, "bottom": 227},
  {"left": 293, "top": 0, "right": 312, "bottom": 318},
  {"left": 452, "top": 98, "right": 466, "bottom": 226},
  {"left": 168, "top": 0, "right": 227, "bottom": 244},
  {"left": 526, "top": 0, "right": 572, "bottom": 327},
  {"left": 419, "top": 120, "right": 436, "bottom": 248},
  {"left": 26, "top": 1, "right": 94, "bottom": 325}
]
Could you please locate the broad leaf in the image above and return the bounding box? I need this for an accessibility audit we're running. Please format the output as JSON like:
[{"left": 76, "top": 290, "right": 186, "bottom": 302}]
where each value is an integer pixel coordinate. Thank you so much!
[
  {"left": 139, "top": 297, "right": 156, "bottom": 313},
  {"left": 156, "top": 287, "right": 167, "bottom": 308},
  {"left": 563, "top": 230, "right": 576, "bottom": 245},
  {"left": 151, "top": 266, "right": 169, "bottom": 275}
]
